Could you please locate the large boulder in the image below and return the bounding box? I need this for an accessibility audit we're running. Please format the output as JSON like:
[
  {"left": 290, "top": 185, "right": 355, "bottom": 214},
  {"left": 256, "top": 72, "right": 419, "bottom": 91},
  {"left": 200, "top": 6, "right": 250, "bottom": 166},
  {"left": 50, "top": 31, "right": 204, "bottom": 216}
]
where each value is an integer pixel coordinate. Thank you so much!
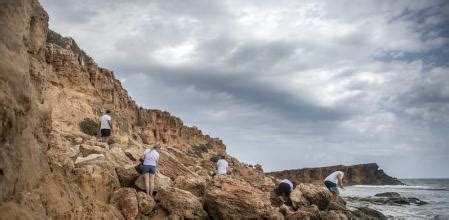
[
  {"left": 297, "top": 183, "right": 332, "bottom": 210},
  {"left": 135, "top": 172, "right": 173, "bottom": 191},
  {"left": 137, "top": 191, "right": 155, "bottom": 215},
  {"left": 155, "top": 187, "right": 207, "bottom": 218},
  {"left": 110, "top": 188, "right": 139, "bottom": 220},
  {"left": 73, "top": 163, "right": 120, "bottom": 203},
  {"left": 174, "top": 175, "right": 207, "bottom": 197},
  {"left": 74, "top": 153, "right": 105, "bottom": 167},
  {"left": 319, "top": 210, "right": 349, "bottom": 220},
  {"left": 287, "top": 205, "right": 320, "bottom": 219},
  {"left": 290, "top": 187, "right": 310, "bottom": 208},
  {"left": 116, "top": 166, "right": 140, "bottom": 187},
  {"left": 204, "top": 176, "right": 275, "bottom": 219}
]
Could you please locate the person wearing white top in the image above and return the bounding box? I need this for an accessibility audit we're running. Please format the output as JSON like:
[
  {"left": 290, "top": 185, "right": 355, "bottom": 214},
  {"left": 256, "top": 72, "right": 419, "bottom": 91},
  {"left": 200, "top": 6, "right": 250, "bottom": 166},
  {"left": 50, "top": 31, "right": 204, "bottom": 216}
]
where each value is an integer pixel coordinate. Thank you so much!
[
  {"left": 276, "top": 179, "right": 295, "bottom": 196},
  {"left": 216, "top": 156, "right": 228, "bottom": 175},
  {"left": 140, "top": 145, "right": 161, "bottom": 196},
  {"left": 324, "top": 171, "right": 345, "bottom": 201},
  {"left": 98, "top": 110, "right": 113, "bottom": 142}
]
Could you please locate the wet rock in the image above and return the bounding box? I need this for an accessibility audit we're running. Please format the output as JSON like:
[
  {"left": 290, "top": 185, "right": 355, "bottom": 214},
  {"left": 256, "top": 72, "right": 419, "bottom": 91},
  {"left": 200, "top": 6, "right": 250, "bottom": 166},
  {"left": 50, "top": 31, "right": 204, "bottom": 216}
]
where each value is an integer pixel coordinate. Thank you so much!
[
  {"left": 374, "top": 192, "right": 401, "bottom": 198},
  {"left": 156, "top": 187, "right": 207, "bottom": 218},
  {"left": 110, "top": 188, "right": 139, "bottom": 220},
  {"left": 354, "top": 207, "right": 387, "bottom": 219},
  {"left": 137, "top": 191, "right": 155, "bottom": 215},
  {"left": 204, "top": 176, "right": 275, "bottom": 219}
]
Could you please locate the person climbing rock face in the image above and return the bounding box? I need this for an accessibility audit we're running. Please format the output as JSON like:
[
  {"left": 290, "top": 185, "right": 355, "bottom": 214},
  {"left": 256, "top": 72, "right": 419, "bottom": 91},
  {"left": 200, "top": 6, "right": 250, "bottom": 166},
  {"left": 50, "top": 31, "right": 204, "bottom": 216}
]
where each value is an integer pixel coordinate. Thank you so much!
[
  {"left": 99, "top": 110, "right": 113, "bottom": 142},
  {"left": 324, "top": 170, "right": 345, "bottom": 201},
  {"left": 276, "top": 179, "right": 295, "bottom": 197},
  {"left": 140, "top": 145, "right": 161, "bottom": 197},
  {"left": 216, "top": 155, "right": 228, "bottom": 175}
]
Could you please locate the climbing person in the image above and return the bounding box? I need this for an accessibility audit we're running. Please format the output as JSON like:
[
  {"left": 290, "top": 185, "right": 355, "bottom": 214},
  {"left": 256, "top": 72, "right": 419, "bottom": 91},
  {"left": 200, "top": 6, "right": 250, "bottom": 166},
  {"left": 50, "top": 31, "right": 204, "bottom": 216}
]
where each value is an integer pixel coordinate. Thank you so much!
[
  {"left": 140, "top": 145, "right": 161, "bottom": 197},
  {"left": 216, "top": 155, "right": 228, "bottom": 175},
  {"left": 99, "top": 110, "right": 113, "bottom": 142},
  {"left": 324, "top": 170, "right": 345, "bottom": 201},
  {"left": 275, "top": 179, "right": 295, "bottom": 197}
]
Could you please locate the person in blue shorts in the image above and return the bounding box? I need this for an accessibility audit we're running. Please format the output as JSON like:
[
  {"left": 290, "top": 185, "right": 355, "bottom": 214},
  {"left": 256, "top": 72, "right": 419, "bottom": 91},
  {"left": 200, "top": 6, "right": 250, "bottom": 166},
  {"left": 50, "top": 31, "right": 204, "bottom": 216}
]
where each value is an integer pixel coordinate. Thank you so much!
[{"left": 140, "top": 145, "right": 161, "bottom": 197}]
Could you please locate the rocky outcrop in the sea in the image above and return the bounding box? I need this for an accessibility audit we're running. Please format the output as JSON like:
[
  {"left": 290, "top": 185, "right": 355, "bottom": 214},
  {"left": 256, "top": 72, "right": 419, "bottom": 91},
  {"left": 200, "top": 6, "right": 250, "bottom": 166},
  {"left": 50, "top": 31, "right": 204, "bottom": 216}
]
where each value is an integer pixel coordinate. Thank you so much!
[
  {"left": 0, "top": 0, "right": 389, "bottom": 219},
  {"left": 346, "top": 192, "right": 428, "bottom": 206},
  {"left": 267, "top": 163, "right": 403, "bottom": 185}
]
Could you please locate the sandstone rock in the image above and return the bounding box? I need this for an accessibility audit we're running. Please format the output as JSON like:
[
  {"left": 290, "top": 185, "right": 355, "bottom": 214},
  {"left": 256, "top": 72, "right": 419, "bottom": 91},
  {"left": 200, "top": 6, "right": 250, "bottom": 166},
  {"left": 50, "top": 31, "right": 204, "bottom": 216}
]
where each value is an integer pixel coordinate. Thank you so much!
[
  {"left": 137, "top": 191, "right": 155, "bottom": 215},
  {"left": 174, "top": 175, "right": 207, "bottom": 197},
  {"left": 79, "top": 144, "right": 106, "bottom": 157},
  {"left": 319, "top": 210, "right": 349, "bottom": 220},
  {"left": 290, "top": 187, "right": 310, "bottom": 208},
  {"left": 135, "top": 172, "right": 173, "bottom": 191},
  {"left": 204, "top": 176, "right": 275, "bottom": 219},
  {"left": 74, "top": 154, "right": 105, "bottom": 167},
  {"left": 288, "top": 205, "right": 320, "bottom": 219},
  {"left": 110, "top": 188, "right": 139, "bottom": 220},
  {"left": 68, "top": 145, "right": 80, "bottom": 158},
  {"left": 116, "top": 166, "right": 140, "bottom": 187},
  {"left": 297, "top": 183, "right": 332, "bottom": 210},
  {"left": 105, "top": 146, "right": 134, "bottom": 167},
  {"left": 74, "top": 137, "right": 83, "bottom": 144},
  {"left": 73, "top": 163, "right": 120, "bottom": 203},
  {"left": 156, "top": 187, "right": 207, "bottom": 218}
]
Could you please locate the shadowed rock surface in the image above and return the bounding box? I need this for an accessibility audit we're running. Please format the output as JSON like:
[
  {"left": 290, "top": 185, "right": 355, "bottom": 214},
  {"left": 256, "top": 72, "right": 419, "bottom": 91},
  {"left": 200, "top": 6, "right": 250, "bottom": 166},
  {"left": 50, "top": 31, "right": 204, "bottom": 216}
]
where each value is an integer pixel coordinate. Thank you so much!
[{"left": 267, "top": 163, "right": 403, "bottom": 185}]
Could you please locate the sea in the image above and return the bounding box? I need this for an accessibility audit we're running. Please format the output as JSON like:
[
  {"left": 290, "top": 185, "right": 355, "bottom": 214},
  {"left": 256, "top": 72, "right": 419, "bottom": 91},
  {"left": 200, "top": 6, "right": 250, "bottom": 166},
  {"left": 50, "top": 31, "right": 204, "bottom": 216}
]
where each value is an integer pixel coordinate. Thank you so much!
[{"left": 341, "top": 179, "right": 449, "bottom": 219}]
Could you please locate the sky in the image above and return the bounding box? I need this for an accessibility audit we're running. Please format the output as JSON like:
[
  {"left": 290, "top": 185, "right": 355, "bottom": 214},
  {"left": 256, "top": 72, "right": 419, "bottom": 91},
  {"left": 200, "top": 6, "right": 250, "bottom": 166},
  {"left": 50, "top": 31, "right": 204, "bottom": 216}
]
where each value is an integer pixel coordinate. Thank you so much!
[{"left": 40, "top": 0, "right": 449, "bottom": 178}]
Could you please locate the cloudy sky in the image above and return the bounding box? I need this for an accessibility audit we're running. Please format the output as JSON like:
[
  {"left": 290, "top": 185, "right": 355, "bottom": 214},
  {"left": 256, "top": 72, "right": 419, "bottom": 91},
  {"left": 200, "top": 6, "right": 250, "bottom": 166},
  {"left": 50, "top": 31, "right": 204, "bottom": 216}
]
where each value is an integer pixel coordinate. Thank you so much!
[{"left": 40, "top": 0, "right": 449, "bottom": 178}]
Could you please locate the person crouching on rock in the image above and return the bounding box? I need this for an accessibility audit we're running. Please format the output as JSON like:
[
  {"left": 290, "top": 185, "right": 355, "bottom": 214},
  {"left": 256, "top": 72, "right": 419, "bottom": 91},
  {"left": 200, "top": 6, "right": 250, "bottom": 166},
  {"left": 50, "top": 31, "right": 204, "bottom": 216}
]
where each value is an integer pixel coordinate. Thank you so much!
[
  {"left": 98, "top": 110, "right": 113, "bottom": 142},
  {"left": 276, "top": 179, "right": 295, "bottom": 197},
  {"left": 216, "top": 155, "right": 228, "bottom": 176},
  {"left": 324, "top": 170, "right": 345, "bottom": 201},
  {"left": 140, "top": 145, "right": 161, "bottom": 197}
]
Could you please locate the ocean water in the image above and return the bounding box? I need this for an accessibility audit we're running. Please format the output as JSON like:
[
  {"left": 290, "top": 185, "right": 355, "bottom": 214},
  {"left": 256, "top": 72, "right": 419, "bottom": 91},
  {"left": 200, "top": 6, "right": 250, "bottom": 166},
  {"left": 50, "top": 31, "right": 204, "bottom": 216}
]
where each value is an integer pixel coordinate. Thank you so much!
[{"left": 341, "top": 179, "right": 449, "bottom": 219}]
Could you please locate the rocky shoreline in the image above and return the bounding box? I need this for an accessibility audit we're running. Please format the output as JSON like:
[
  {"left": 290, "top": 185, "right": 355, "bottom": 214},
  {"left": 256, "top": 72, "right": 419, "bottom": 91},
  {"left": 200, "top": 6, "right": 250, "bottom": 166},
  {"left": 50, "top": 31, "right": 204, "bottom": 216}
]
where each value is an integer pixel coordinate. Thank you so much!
[{"left": 268, "top": 163, "right": 403, "bottom": 185}]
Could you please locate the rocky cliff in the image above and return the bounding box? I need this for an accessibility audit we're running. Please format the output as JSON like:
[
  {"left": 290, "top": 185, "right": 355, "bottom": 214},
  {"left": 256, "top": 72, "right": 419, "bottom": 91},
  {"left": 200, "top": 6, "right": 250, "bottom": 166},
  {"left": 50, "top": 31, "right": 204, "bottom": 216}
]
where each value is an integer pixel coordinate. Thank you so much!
[
  {"left": 267, "top": 163, "right": 403, "bottom": 186},
  {"left": 0, "top": 0, "right": 388, "bottom": 219}
]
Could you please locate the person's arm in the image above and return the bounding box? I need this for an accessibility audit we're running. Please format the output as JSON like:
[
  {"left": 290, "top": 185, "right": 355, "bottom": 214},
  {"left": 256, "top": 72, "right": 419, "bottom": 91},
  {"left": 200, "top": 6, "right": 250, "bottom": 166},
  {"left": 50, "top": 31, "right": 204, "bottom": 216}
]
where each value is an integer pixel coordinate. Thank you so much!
[
  {"left": 108, "top": 120, "right": 113, "bottom": 132},
  {"left": 337, "top": 174, "right": 344, "bottom": 189}
]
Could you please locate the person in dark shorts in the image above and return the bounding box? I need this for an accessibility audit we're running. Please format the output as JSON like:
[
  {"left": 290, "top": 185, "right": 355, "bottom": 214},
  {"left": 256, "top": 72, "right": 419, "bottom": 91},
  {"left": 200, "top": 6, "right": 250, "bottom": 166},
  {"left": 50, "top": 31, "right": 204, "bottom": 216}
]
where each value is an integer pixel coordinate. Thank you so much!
[
  {"left": 324, "top": 171, "right": 345, "bottom": 201},
  {"left": 140, "top": 145, "right": 161, "bottom": 197},
  {"left": 99, "top": 110, "right": 113, "bottom": 142},
  {"left": 276, "top": 179, "right": 295, "bottom": 197}
]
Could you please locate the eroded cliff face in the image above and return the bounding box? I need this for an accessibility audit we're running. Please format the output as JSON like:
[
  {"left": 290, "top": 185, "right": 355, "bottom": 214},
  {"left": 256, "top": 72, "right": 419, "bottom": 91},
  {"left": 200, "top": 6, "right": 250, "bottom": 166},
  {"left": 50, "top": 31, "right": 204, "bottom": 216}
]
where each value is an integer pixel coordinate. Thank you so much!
[
  {"left": 0, "top": 0, "right": 387, "bottom": 219},
  {"left": 267, "top": 163, "right": 403, "bottom": 186}
]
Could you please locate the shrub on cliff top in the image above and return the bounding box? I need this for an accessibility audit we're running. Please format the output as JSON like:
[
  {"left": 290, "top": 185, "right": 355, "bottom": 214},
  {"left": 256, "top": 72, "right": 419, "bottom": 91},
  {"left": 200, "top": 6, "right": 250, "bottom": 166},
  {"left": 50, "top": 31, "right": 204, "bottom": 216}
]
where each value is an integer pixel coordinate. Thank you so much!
[{"left": 80, "top": 118, "right": 99, "bottom": 136}]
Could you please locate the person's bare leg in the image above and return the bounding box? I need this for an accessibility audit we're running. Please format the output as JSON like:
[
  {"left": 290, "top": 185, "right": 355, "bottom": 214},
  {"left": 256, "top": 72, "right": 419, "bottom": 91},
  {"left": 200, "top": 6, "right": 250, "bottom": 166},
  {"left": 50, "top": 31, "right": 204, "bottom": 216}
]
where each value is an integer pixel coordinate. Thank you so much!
[
  {"left": 144, "top": 173, "right": 150, "bottom": 196},
  {"left": 149, "top": 174, "right": 155, "bottom": 197}
]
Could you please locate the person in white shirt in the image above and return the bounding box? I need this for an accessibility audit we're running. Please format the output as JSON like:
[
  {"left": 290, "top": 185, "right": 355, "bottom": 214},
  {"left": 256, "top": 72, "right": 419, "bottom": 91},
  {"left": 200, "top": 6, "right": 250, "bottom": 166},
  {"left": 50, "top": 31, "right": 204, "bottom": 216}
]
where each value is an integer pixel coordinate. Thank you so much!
[
  {"left": 324, "top": 171, "right": 345, "bottom": 201},
  {"left": 216, "top": 155, "right": 228, "bottom": 175},
  {"left": 140, "top": 145, "right": 161, "bottom": 197},
  {"left": 276, "top": 179, "right": 295, "bottom": 197},
  {"left": 98, "top": 110, "right": 113, "bottom": 142}
]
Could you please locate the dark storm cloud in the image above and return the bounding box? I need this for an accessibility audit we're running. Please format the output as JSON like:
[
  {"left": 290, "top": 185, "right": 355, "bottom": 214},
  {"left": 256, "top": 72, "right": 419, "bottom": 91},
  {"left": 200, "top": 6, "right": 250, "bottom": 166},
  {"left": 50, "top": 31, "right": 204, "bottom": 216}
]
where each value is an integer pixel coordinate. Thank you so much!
[{"left": 40, "top": 0, "right": 449, "bottom": 178}]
